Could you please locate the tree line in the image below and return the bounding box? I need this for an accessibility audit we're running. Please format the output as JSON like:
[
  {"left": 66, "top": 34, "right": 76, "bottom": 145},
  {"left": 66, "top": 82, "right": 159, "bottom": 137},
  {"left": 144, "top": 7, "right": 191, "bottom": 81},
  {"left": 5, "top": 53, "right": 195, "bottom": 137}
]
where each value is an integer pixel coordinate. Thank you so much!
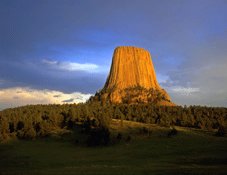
[{"left": 0, "top": 102, "right": 226, "bottom": 143}]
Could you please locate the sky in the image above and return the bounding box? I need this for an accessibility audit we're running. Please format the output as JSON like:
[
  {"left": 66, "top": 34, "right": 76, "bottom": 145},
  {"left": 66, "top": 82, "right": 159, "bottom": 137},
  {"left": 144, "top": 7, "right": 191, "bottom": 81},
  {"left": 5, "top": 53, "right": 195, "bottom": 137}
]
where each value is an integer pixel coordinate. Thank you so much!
[{"left": 0, "top": 0, "right": 227, "bottom": 110}]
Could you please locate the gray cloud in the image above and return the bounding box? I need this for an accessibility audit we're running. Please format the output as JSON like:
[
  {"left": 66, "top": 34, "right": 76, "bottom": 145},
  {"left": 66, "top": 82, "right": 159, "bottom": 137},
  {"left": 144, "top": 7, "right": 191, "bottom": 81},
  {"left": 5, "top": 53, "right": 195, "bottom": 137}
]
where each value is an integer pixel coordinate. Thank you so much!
[
  {"left": 62, "top": 98, "right": 74, "bottom": 103},
  {"left": 0, "top": 58, "right": 107, "bottom": 93},
  {"left": 164, "top": 32, "right": 227, "bottom": 106}
]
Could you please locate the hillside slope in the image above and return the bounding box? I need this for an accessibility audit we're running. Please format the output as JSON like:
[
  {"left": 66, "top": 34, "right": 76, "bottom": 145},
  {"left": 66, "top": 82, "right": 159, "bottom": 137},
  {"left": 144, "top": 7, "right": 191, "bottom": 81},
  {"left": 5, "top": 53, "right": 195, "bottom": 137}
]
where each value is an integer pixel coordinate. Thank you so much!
[{"left": 0, "top": 120, "right": 227, "bottom": 175}]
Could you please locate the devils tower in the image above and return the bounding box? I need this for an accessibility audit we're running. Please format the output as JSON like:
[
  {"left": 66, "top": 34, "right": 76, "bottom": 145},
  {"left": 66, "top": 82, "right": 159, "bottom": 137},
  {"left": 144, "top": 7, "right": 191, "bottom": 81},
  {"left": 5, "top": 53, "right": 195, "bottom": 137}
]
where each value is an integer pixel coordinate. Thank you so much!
[{"left": 90, "top": 46, "right": 174, "bottom": 106}]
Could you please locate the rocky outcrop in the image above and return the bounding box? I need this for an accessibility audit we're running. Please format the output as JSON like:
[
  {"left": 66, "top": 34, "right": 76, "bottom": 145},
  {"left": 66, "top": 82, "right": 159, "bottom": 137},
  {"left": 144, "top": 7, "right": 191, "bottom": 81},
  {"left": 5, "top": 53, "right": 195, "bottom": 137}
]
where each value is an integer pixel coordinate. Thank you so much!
[
  {"left": 104, "top": 46, "right": 160, "bottom": 90},
  {"left": 90, "top": 46, "right": 174, "bottom": 106}
]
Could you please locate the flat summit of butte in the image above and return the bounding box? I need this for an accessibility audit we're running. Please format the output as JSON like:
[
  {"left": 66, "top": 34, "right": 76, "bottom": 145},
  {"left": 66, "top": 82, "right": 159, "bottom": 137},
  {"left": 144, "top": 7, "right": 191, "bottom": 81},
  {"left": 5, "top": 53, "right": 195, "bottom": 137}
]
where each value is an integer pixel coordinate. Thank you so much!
[{"left": 90, "top": 46, "right": 175, "bottom": 106}]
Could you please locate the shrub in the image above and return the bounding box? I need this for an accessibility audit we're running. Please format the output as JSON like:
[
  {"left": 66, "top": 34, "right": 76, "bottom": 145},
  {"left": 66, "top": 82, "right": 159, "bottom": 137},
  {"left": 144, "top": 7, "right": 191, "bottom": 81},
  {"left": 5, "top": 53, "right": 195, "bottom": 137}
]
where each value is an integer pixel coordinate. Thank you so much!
[
  {"left": 216, "top": 125, "right": 225, "bottom": 137},
  {"left": 168, "top": 127, "right": 178, "bottom": 137},
  {"left": 126, "top": 135, "right": 132, "bottom": 142},
  {"left": 9, "top": 122, "right": 15, "bottom": 133},
  {"left": 24, "top": 127, "right": 36, "bottom": 139},
  {"left": 140, "top": 127, "right": 149, "bottom": 135},
  {"left": 117, "top": 133, "right": 122, "bottom": 140},
  {"left": 17, "top": 121, "right": 24, "bottom": 130},
  {"left": 87, "top": 127, "right": 110, "bottom": 146}
]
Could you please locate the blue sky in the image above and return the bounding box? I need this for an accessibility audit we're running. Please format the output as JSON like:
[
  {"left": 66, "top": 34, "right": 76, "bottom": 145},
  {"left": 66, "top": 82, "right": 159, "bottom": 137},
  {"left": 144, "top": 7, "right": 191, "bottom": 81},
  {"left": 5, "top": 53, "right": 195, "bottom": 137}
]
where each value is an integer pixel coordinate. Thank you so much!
[{"left": 0, "top": 0, "right": 227, "bottom": 109}]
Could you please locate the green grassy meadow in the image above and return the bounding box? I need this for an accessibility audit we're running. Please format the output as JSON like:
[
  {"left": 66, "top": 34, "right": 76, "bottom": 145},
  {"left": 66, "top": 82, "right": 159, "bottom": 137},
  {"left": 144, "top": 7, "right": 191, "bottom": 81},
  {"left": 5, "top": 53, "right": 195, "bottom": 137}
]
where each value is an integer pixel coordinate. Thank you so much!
[{"left": 0, "top": 120, "right": 227, "bottom": 175}]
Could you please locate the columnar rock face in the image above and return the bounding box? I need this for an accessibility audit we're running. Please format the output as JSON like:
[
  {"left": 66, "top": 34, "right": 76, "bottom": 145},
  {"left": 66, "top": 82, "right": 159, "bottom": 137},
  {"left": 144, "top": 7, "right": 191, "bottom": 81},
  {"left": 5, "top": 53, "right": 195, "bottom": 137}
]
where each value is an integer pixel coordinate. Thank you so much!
[
  {"left": 104, "top": 46, "right": 160, "bottom": 91},
  {"left": 91, "top": 46, "right": 174, "bottom": 106}
]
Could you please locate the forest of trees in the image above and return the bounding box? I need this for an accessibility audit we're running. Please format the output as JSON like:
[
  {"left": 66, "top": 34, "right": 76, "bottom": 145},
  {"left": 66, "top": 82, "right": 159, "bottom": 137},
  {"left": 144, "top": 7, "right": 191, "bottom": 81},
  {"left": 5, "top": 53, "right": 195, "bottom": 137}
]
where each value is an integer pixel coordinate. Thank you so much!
[{"left": 0, "top": 102, "right": 226, "bottom": 144}]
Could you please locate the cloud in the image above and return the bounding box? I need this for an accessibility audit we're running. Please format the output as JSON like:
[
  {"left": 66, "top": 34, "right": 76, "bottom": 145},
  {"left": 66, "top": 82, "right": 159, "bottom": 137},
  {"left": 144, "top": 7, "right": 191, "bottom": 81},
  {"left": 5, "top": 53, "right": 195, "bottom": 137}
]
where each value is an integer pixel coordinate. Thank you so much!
[
  {"left": 62, "top": 98, "right": 74, "bottom": 103},
  {"left": 0, "top": 79, "right": 8, "bottom": 85},
  {"left": 169, "top": 86, "right": 200, "bottom": 96},
  {"left": 42, "top": 59, "right": 100, "bottom": 73},
  {"left": 0, "top": 58, "right": 107, "bottom": 93},
  {"left": 0, "top": 87, "right": 92, "bottom": 110},
  {"left": 156, "top": 73, "right": 169, "bottom": 84}
]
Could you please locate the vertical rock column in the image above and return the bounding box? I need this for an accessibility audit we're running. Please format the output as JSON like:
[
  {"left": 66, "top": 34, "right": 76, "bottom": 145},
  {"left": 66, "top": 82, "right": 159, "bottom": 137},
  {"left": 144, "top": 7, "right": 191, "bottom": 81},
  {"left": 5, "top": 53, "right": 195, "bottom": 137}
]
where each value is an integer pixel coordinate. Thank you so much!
[
  {"left": 104, "top": 46, "right": 160, "bottom": 91},
  {"left": 91, "top": 46, "right": 174, "bottom": 105}
]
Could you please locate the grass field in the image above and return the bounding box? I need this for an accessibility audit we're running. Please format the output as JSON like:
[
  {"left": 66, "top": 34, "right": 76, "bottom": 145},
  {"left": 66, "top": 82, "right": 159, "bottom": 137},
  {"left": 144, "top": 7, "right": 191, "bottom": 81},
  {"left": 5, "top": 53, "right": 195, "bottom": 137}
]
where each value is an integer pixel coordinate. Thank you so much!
[{"left": 0, "top": 120, "right": 227, "bottom": 175}]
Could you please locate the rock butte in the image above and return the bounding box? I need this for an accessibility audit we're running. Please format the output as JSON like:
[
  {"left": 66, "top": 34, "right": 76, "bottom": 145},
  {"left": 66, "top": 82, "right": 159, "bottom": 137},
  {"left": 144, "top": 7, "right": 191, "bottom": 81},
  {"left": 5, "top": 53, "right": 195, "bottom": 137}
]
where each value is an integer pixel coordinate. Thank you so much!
[
  {"left": 91, "top": 46, "right": 175, "bottom": 106},
  {"left": 105, "top": 46, "right": 160, "bottom": 90}
]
